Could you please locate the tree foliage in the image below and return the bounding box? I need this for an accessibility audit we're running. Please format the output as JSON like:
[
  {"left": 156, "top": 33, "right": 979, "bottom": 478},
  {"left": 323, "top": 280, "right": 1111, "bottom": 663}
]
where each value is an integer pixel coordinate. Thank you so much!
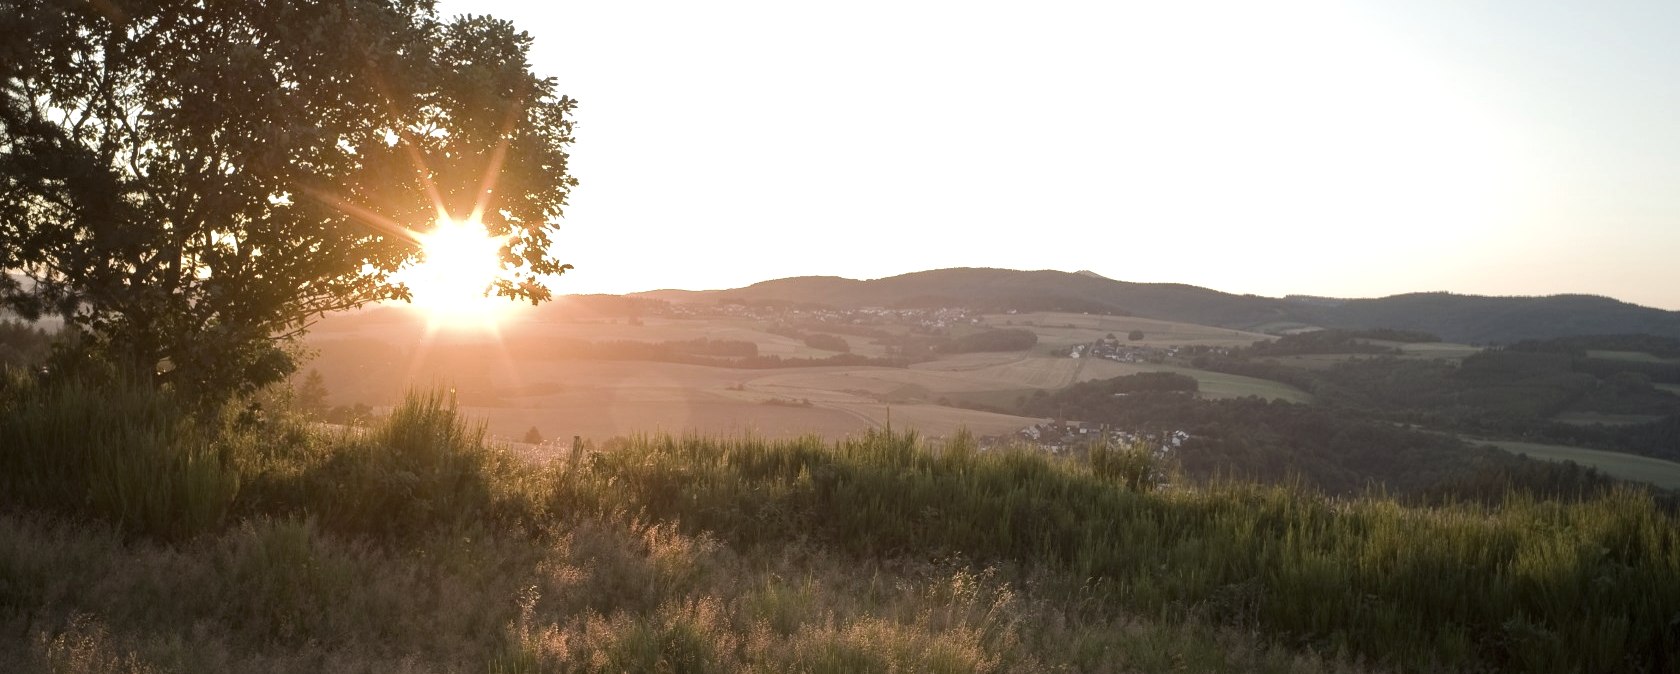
[
  {"left": 0, "top": 1, "right": 576, "bottom": 399},
  {"left": 936, "top": 328, "right": 1037, "bottom": 353}
]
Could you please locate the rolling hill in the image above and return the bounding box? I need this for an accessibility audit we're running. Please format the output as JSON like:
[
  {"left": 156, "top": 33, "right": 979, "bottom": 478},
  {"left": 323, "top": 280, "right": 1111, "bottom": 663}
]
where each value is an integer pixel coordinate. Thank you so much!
[
  {"left": 638, "top": 268, "right": 1680, "bottom": 344},
  {"left": 1298, "top": 292, "right": 1680, "bottom": 343}
]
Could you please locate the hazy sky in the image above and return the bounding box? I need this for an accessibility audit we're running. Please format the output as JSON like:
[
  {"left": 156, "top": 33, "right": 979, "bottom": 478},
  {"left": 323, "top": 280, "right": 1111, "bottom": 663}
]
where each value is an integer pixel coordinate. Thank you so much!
[{"left": 434, "top": 0, "right": 1680, "bottom": 309}]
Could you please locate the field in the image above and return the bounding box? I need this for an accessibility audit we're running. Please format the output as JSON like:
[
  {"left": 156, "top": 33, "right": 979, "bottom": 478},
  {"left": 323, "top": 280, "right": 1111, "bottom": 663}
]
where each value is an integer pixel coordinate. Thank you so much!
[
  {"left": 1587, "top": 349, "right": 1680, "bottom": 364},
  {"left": 1257, "top": 354, "right": 1363, "bottom": 370},
  {"left": 1553, "top": 411, "right": 1665, "bottom": 426},
  {"left": 305, "top": 307, "right": 1301, "bottom": 443},
  {"left": 1477, "top": 439, "right": 1680, "bottom": 490},
  {"left": 443, "top": 360, "right": 1042, "bottom": 443},
  {"left": 979, "top": 311, "right": 1270, "bottom": 351},
  {"left": 1394, "top": 341, "right": 1482, "bottom": 358},
  {"left": 1659, "top": 383, "right": 1680, "bottom": 395}
]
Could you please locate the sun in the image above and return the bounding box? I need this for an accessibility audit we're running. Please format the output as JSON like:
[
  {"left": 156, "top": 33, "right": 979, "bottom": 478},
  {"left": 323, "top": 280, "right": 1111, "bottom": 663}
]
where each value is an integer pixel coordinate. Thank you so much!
[{"left": 397, "top": 218, "right": 511, "bottom": 326}]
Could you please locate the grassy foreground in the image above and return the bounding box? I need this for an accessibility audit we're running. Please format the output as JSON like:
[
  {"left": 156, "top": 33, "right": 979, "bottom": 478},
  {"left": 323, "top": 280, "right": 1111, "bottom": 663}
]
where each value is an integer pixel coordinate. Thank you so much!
[{"left": 2, "top": 373, "right": 1677, "bottom": 672}]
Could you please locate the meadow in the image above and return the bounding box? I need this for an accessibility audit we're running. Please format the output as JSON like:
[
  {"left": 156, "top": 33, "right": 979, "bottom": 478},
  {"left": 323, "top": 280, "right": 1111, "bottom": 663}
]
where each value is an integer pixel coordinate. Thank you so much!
[{"left": 2, "top": 372, "right": 1676, "bottom": 673}]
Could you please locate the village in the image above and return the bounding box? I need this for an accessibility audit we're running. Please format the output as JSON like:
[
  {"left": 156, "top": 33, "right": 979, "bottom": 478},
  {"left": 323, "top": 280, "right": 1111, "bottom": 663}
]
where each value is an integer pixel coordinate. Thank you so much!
[
  {"left": 1065, "top": 332, "right": 1177, "bottom": 363},
  {"left": 982, "top": 419, "right": 1190, "bottom": 458}
]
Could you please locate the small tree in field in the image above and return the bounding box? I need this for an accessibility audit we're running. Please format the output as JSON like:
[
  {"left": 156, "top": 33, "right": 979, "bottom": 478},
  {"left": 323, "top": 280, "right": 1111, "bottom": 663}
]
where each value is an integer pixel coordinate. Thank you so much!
[
  {"left": 521, "top": 426, "right": 543, "bottom": 444},
  {"left": 0, "top": 2, "right": 577, "bottom": 401},
  {"left": 295, "top": 369, "right": 329, "bottom": 417}
]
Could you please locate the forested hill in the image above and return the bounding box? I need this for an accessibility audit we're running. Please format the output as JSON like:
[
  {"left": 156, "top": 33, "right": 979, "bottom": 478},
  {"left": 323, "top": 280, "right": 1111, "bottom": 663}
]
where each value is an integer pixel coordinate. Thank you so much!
[
  {"left": 717, "top": 268, "right": 1294, "bottom": 327},
  {"left": 638, "top": 268, "right": 1680, "bottom": 344},
  {"left": 1300, "top": 292, "right": 1680, "bottom": 344}
]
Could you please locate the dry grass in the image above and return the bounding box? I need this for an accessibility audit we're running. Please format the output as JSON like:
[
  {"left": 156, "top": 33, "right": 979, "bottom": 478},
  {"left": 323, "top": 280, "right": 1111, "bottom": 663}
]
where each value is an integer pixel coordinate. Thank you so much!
[{"left": 0, "top": 509, "right": 1362, "bottom": 674}]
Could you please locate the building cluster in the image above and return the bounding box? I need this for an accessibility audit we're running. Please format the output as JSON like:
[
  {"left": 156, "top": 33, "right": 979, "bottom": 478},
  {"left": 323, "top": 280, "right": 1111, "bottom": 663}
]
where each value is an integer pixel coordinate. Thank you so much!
[
  {"left": 1005, "top": 420, "right": 1190, "bottom": 456},
  {"left": 1075, "top": 333, "right": 1183, "bottom": 363}
]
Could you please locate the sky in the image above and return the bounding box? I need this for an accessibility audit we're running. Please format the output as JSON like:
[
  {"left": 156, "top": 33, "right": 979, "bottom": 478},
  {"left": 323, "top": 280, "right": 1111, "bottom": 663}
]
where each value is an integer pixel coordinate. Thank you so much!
[{"left": 434, "top": 0, "right": 1680, "bottom": 309}]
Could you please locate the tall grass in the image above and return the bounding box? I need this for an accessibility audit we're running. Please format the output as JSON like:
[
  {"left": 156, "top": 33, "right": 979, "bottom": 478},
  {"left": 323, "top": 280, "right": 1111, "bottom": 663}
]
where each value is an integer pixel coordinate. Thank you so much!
[
  {"left": 0, "top": 370, "right": 239, "bottom": 540},
  {"left": 244, "top": 389, "right": 539, "bottom": 537},
  {"left": 3, "top": 371, "right": 1677, "bottom": 671},
  {"left": 552, "top": 430, "right": 1680, "bottom": 673}
]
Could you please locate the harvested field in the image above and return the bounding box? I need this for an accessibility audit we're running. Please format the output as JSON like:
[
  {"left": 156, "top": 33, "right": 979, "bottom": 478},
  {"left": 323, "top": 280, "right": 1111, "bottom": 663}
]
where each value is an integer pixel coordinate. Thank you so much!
[{"left": 304, "top": 311, "right": 1298, "bottom": 443}]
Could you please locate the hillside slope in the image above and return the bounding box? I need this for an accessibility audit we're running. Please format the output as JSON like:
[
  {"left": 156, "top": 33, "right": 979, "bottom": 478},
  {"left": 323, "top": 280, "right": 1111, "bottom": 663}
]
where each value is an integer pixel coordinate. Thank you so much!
[{"left": 641, "top": 268, "right": 1680, "bottom": 344}]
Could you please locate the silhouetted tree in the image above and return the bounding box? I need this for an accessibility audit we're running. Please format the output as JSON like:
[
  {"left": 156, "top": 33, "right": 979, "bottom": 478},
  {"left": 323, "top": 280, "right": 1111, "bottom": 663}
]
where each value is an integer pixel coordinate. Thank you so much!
[
  {"left": 0, "top": 319, "right": 54, "bottom": 367},
  {"left": 522, "top": 426, "right": 543, "bottom": 444},
  {"left": 295, "top": 369, "right": 329, "bottom": 417},
  {"left": 0, "top": 2, "right": 576, "bottom": 401}
]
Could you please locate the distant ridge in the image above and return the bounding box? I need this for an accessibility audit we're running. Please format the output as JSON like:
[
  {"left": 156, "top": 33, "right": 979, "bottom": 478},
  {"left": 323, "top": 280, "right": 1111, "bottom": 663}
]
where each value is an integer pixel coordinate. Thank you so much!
[{"left": 632, "top": 268, "right": 1680, "bottom": 344}]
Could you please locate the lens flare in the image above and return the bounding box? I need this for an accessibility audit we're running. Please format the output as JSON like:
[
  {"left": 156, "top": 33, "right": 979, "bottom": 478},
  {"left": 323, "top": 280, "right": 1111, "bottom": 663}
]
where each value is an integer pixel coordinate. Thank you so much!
[{"left": 397, "top": 218, "right": 510, "bottom": 327}]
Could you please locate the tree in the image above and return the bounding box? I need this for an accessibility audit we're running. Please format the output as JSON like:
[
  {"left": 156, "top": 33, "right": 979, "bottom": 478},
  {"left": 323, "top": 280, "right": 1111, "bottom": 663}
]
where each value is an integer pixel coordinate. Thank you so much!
[
  {"left": 0, "top": 2, "right": 576, "bottom": 400},
  {"left": 295, "top": 369, "right": 329, "bottom": 417},
  {"left": 521, "top": 426, "right": 543, "bottom": 444},
  {"left": 803, "top": 333, "right": 850, "bottom": 353},
  {"left": 1127, "top": 330, "right": 1145, "bottom": 341}
]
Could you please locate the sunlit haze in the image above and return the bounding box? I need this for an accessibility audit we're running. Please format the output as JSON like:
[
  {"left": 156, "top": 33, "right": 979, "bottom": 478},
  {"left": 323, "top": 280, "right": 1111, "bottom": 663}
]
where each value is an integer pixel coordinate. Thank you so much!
[
  {"left": 437, "top": 0, "right": 1680, "bottom": 309},
  {"left": 395, "top": 219, "right": 512, "bottom": 327}
]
